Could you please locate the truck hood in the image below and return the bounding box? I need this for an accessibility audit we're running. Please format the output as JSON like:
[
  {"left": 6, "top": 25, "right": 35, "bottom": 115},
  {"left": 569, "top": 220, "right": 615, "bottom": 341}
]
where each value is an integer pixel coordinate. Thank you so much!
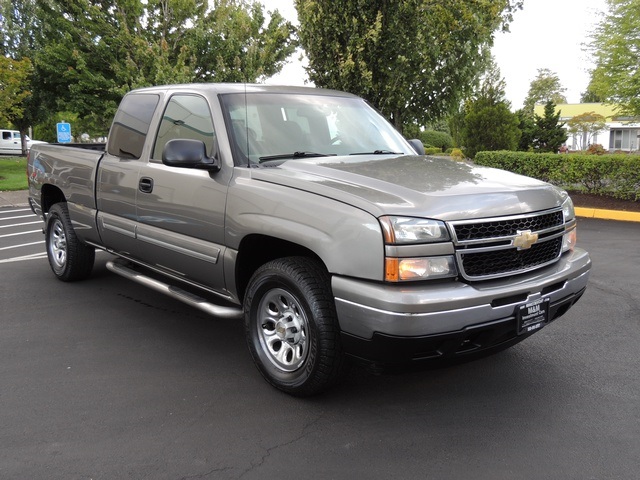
[{"left": 250, "top": 155, "right": 567, "bottom": 220}]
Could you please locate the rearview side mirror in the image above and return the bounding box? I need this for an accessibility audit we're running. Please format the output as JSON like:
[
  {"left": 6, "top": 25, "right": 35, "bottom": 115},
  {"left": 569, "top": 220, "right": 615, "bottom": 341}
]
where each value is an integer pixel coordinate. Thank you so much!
[
  {"left": 407, "top": 139, "right": 425, "bottom": 156},
  {"left": 162, "top": 139, "right": 221, "bottom": 172}
]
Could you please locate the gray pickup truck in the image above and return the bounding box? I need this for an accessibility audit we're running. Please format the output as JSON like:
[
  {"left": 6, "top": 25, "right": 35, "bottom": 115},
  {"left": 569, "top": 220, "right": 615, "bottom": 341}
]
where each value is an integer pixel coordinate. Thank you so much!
[{"left": 28, "top": 84, "right": 591, "bottom": 395}]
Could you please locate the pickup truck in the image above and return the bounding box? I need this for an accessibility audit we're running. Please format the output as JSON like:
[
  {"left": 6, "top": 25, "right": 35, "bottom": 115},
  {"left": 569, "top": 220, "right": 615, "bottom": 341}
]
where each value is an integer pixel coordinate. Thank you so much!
[
  {"left": 1, "top": 129, "right": 45, "bottom": 155},
  {"left": 27, "top": 84, "right": 591, "bottom": 396}
]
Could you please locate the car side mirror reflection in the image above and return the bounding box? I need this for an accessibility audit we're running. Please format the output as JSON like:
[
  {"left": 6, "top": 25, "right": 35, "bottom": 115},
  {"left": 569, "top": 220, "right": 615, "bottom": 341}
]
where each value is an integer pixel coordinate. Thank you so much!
[{"left": 162, "top": 138, "right": 221, "bottom": 172}]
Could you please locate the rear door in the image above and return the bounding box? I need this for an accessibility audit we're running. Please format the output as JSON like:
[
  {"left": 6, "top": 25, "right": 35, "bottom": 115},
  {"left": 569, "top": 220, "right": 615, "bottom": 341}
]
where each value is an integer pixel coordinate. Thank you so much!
[
  {"left": 96, "top": 93, "right": 160, "bottom": 256},
  {"left": 134, "top": 93, "right": 230, "bottom": 292}
]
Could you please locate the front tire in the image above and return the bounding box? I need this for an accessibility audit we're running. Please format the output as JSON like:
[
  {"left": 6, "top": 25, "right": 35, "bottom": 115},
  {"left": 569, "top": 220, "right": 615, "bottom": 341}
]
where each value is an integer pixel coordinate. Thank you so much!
[
  {"left": 46, "top": 203, "right": 95, "bottom": 281},
  {"left": 244, "top": 257, "right": 344, "bottom": 396}
]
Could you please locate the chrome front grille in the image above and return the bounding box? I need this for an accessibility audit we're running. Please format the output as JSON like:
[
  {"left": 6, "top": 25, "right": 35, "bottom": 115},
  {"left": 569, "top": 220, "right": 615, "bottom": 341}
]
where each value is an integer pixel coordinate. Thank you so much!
[
  {"left": 454, "top": 210, "right": 564, "bottom": 242},
  {"left": 449, "top": 208, "right": 566, "bottom": 281}
]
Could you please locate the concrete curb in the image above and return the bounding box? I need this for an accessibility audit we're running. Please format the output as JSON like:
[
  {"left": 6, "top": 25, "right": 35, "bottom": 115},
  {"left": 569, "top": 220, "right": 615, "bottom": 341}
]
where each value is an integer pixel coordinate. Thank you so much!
[
  {"left": 0, "top": 190, "right": 30, "bottom": 208},
  {"left": 575, "top": 207, "right": 640, "bottom": 223},
  {"left": 2, "top": 190, "right": 639, "bottom": 222}
]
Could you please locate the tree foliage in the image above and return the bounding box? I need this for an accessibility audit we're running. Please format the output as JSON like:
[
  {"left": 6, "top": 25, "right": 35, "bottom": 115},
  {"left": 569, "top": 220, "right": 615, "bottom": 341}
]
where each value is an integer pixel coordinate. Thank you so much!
[
  {"left": 461, "top": 59, "right": 520, "bottom": 158},
  {"left": 532, "top": 101, "right": 567, "bottom": 153},
  {"left": 580, "top": 86, "right": 605, "bottom": 103},
  {"left": 588, "top": 0, "right": 640, "bottom": 116},
  {"left": 2, "top": 0, "right": 296, "bottom": 138},
  {"left": 515, "top": 109, "right": 536, "bottom": 151},
  {"left": 0, "top": 0, "right": 39, "bottom": 58},
  {"left": 0, "top": 57, "right": 32, "bottom": 126},
  {"left": 0, "top": 0, "right": 46, "bottom": 152},
  {"left": 295, "top": 0, "right": 523, "bottom": 132},
  {"left": 523, "top": 68, "right": 567, "bottom": 115},
  {"left": 566, "top": 112, "right": 607, "bottom": 150}
]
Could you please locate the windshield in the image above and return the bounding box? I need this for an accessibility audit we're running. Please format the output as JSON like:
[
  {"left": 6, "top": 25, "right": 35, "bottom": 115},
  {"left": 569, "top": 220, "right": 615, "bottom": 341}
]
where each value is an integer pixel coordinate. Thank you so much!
[{"left": 221, "top": 92, "right": 413, "bottom": 165}]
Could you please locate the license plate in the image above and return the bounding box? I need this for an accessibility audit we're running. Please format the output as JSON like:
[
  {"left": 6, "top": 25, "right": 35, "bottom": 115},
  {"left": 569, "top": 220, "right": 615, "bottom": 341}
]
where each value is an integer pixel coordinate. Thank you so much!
[{"left": 516, "top": 297, "right": 550, "bottom": 335}]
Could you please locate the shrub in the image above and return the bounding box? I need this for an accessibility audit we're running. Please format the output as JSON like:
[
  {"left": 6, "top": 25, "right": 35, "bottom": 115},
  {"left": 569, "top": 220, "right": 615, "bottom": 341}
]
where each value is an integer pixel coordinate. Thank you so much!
[
  {"left": 424, "top": 147, "right": 443, "bottom": 155},
  {"left": 450, "top": 148, "right": 465, "bottom": 161},
  {"left": 586, "top": 144, "right": 606, "bottom": 155},
  {"left": 474, "top": 150, "right": 640, "bottom": 201},
  {"left": 418, "top": 130, "right": 454, "bottom": 152}
]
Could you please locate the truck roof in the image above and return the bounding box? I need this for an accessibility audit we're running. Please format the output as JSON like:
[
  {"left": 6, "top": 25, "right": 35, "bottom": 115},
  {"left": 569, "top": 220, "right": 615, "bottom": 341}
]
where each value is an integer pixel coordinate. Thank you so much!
[{"left": 128, "top": 83, "right": 358, "bottom": 98}]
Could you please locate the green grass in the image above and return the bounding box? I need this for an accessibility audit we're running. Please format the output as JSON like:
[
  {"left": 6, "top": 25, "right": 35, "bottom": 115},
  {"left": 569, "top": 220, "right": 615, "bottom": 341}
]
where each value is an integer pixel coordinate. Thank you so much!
[{"left": 0, "top": 157, "right": 28, "bottom": 191}]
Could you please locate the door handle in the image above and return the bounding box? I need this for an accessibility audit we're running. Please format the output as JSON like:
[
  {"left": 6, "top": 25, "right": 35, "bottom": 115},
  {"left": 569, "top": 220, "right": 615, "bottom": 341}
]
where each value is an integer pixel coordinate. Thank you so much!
[{"left": 139, "top": 177, "right": 154, "bottom": 193}]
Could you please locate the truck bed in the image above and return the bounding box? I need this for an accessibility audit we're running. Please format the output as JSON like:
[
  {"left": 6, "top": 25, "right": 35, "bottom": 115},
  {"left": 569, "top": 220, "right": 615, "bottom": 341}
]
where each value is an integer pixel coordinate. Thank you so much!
[{"left": 28, "top": 142, "right": 105, "bottom": 214}]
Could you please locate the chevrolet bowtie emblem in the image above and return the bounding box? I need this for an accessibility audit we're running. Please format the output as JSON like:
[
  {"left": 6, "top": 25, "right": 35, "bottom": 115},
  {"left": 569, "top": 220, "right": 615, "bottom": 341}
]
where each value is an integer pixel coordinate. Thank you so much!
[{"left": 513, "top": 229, "right": 539, "bottom": 250}]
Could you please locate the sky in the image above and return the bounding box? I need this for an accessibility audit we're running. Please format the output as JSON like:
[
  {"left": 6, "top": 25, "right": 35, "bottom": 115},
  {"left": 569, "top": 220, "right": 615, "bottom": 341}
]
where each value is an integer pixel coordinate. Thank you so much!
[{"left": 260, "top": 0, "right": 609, "bottom": 110}]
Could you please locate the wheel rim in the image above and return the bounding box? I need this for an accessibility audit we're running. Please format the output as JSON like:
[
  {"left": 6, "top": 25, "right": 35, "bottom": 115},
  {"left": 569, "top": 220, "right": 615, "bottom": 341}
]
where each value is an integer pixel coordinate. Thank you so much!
[
  {"left": 49, "top": 218, "right": 67, "bottom": 269},
  {"left": 256, "top": 287, "right": 309, "bottom": 372}
]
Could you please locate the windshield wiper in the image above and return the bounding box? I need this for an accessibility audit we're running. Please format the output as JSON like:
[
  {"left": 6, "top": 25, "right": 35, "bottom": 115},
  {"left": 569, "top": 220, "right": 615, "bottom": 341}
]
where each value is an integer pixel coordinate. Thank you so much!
[
  {"left": 258, "top": 151, "right": 336, "bottom": 163},
  {"left": 349, "top": 150, "right": 403, "bottom": 155}
]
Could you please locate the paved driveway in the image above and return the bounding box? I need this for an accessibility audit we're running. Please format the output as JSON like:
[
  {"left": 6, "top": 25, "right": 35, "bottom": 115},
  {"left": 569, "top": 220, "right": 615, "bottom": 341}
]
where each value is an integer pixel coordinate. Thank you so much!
[{"left": 0, "top": 214, "right": 638, "bottom": 479}]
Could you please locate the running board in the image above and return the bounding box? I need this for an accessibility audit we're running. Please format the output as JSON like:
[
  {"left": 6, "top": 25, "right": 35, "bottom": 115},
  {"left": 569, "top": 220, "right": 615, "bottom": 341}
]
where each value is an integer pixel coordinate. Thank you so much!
[{"left": 106, "top": 259, "right": 243, "bottom": 319}]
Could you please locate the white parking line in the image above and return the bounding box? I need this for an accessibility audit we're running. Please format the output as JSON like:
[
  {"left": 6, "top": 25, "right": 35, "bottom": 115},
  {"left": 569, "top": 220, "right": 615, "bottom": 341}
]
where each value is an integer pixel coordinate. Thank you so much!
[
  {"left": 0, "top": 221, "right": 41, "bottom": 229},
  {"left": 0, "top": 252, "right": 47, "bottom": 263},
  {"left": 0, "top": 240, "right": 44, "bottom": 251},
  {"left": 0, "top": 214, "right": 37, "bottom": 221},
  {"left": 0, "top": 208, "right": 32, "bottom": 214},
  {"left": 0, "top": 229, "right": 42, "bottom": 238},
  {"left": 0, "top": 230, "right": 42, "bottom": 238}
]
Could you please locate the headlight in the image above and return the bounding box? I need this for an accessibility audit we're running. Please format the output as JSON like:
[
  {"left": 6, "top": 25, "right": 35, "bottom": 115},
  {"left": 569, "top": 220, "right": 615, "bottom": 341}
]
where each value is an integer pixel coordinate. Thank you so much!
[
  {"left": 561, "top": 194, "right": 577, "bottom": 252},
  {"left": 379, "top": 216, "right": 450, "bottom": 244},
  {"left": 561, "top": 195, "right": 575, "bottom": 221},
  {"left": 385, "top": 256, "right": 457, "bottom": 282},
  {"left": 562, "top": 228, "right": 577, "bottom": 253},
  {"left": 379, "top": 216, "right": 456, "bottom": 282}
]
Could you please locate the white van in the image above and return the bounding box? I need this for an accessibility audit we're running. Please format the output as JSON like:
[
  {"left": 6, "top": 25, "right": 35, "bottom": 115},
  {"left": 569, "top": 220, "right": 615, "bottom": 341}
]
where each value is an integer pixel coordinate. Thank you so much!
[{"left": 0, "top": 129, "right": 46, "bottom": 155}]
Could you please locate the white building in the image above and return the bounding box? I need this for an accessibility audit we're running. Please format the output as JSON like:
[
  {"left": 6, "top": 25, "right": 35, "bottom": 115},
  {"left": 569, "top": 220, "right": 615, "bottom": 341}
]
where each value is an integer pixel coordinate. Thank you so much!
[{"left": 534, "top": 103, "right": 640, "bottom": 152}]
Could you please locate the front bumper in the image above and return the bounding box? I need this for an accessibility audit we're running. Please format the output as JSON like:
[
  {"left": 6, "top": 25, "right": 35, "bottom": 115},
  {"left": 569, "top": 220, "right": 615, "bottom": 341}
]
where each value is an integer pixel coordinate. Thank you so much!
[{"left": 332, "top": 248, "right": 591, "bottom": 364}]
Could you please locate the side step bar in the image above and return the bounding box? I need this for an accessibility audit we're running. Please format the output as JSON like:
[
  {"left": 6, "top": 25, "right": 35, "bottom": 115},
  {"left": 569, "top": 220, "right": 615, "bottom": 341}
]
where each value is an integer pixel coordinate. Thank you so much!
[{"left": 106, "top": 259, "right": 243, "bottom": 319}]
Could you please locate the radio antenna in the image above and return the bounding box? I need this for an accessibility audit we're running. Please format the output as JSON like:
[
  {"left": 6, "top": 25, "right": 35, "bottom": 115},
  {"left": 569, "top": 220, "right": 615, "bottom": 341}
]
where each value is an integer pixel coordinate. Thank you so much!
[{"left": 244, "top": 82, "right": 250, "bottom": 167}]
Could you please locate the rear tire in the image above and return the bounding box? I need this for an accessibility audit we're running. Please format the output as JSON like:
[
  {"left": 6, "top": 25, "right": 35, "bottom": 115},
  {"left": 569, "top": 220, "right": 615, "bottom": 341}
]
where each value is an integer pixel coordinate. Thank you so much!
[
  {"left": 46, "top": 203, "right": 95, "bottom": 281},
  {"left": 244, "top": 257, "right": 345, "bottom": 396}
]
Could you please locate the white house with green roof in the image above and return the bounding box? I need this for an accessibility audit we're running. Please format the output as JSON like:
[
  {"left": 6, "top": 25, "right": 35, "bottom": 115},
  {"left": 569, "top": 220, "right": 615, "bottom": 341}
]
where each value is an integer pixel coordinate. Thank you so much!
[{"left": 533, "top": 103, "right": 640, "bottom": 152}]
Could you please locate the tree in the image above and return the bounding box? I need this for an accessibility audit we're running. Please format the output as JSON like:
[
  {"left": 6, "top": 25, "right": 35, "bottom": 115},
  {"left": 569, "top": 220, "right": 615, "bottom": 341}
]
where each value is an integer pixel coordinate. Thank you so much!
[
  {"left": 0, "top": 57, "right": 34, "bottom": 152},
  {"left": 0, "top": 57, "right": 33, "bottom": 125},
  {"left": 190, "top": 1, "right": 296, "bottom": 83},
  {"left": 32, "top": 0, "right": 297, "bottom": 136},
  {"left": 515, "top": 109, "right": 536, "bottom": 151},
  {"left": 0, "top": 0, "right": 39, "bottom": 58},
  {"left": 295, "top": 0, "right": 523, "bottom": 133},
  {"left": 461, "top": 59, "right": 521, "bottom": 158},
  {"left": 523, "top": 69, "right": 567, "bottom": 115},
  {"left": 0, "top": 0, "right": 44, "bottom": 153},
  {"left": 580, "top": 86, "right": 605, "bottom": 103},
  {"left": 587, "top": 0, "right": 640, "bottom": 116},
  {"left": 566, "top": 112, "right": 607, "bottom": 150},
  {"left": 533, "top": 101, "right": 567, "bottom": 153}
]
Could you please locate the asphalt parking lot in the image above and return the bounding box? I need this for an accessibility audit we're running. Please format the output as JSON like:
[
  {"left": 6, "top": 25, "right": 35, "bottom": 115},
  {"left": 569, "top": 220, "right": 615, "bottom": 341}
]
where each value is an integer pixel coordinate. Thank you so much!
[{"left": 1, "top": 202, "right": 639, "bottom": 480}]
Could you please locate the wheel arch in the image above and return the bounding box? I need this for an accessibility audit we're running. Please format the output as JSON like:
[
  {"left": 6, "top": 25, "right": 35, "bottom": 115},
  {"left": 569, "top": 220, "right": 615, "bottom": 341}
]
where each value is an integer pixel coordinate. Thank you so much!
[
  {"left": 40, "top": 184, "right": 66, "bottom": 214},
  {"left": 234, "top": 234, "right": 325, "bottom": 304}
]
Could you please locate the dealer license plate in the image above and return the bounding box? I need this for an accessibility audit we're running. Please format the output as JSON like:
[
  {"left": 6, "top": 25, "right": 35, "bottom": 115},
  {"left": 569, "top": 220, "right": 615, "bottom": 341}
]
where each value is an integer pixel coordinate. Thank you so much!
[{"left": 516, "top": 297, "right": 550, "bottom": 335}]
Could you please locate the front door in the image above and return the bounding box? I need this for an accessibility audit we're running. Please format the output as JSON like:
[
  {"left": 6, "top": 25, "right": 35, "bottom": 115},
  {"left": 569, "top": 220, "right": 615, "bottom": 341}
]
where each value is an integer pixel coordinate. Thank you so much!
[{"left": 134, "top": 94, "right": 229, "bottom": 293}]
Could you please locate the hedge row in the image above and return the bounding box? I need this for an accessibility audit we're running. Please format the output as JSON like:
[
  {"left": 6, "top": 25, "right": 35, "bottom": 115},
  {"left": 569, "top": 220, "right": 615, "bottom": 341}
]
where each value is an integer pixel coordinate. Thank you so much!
[
  {"left": 474, "top": 151, "right": 640, "bottom": 201},
  {"left": 423, "top": 147, "right": 443, "bottom": 155}
]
